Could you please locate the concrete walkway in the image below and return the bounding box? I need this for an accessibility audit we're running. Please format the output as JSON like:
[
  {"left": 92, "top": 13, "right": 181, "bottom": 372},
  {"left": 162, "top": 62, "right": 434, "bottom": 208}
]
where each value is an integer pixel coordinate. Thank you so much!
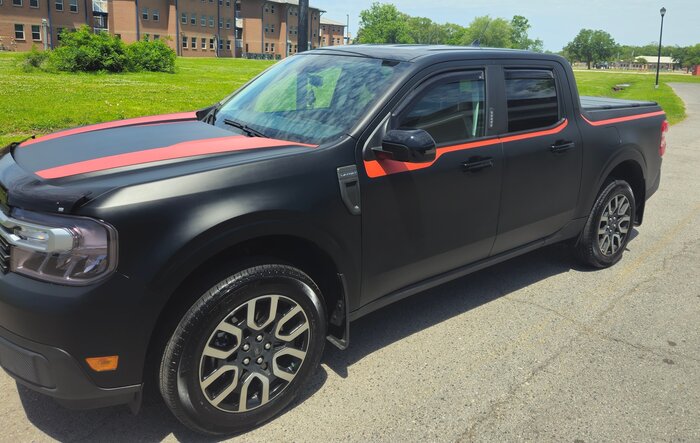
[{"left": 1, "top": 85, "right": 699, "bottom": 442}]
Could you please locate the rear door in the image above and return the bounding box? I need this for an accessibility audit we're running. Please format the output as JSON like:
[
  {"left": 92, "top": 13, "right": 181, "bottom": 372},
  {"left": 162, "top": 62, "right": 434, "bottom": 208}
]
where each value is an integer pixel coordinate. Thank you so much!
[
  {"left": 491, "top": 63, "right": 583, "bottom": 254},
  {"left": 358, "top": 66, "right": 504, "bottom": 304}
]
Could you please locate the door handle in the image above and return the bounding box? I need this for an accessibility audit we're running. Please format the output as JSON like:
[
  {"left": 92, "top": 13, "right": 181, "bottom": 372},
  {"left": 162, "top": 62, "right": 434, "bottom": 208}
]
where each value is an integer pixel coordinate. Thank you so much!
[
  {"left": 550, "top": 141, "right": 575, "bottom": 153},
  {"left": 462, "top": 157, "right": 493, "bottom": 172}
]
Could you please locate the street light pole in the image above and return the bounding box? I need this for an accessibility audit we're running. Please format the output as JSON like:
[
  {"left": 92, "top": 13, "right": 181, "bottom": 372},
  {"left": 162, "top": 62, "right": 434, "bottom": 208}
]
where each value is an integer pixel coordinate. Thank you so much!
[
  {"left": 298, "top": 0, "right": 309, "bottom": 53},
  {"left": 655, "top": 6, "right": 666, "bottom": 89}
]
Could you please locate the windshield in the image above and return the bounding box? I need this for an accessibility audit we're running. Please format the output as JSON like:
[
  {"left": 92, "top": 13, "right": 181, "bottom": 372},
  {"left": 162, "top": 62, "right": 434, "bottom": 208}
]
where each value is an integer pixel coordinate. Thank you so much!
[{"left": 214, "top": 54, "right": 410, "bottom": 145}]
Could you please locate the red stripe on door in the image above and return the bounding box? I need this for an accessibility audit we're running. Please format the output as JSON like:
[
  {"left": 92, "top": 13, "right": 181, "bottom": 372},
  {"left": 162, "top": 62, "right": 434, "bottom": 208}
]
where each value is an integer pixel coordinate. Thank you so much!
[
  {"left": 364, "top": 119, "right": 569, "bottom": 178},
  {"left": 581, "top": 110, "right": 666, "bottom": 126},
  {"left": 21, "top": 112, "right": 198, "bottom": 147},
  {"left": 36, "top": 136, "right": 315, "bottom": 179}
]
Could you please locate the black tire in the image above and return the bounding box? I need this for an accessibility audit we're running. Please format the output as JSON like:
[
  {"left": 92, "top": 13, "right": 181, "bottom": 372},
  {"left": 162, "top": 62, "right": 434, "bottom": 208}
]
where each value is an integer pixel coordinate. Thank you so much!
[
  {"left": 159, "top": 264, "right": 326, "bottom": 436},
  {"left": 575, "top": 180, "right": 636, "bottom": 268}
]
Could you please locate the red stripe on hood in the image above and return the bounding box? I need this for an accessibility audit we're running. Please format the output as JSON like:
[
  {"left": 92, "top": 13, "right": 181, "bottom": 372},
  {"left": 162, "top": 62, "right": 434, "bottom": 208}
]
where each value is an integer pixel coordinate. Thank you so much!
[
  {"left": 36, "top": 136, "right": 315, "bottom": 179},
  {"left": 21, "top": 112, "right": 198, "bottom": 147}
]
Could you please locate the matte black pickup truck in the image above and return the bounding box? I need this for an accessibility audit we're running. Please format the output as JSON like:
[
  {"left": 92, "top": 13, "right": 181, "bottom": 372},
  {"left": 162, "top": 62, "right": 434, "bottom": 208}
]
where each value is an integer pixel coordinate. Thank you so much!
[{"left": 0, "top": 45, "right": 666, "bottom": 435}]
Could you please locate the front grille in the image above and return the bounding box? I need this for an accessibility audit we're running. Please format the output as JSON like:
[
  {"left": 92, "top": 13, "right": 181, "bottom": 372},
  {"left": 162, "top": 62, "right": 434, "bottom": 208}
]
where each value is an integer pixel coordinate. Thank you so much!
[{"left": 0, "top": 230, "right": 9, "bottom": 274}]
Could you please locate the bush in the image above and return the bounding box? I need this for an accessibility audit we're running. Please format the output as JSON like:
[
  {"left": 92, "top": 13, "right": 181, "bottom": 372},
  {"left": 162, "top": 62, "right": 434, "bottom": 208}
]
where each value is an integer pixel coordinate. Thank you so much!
[
  {"left": 52, "top": 26, "right": 129, "bottom": 72},
  {"left": 20, "top": 45, "right": 51, "bottom": 71},
  {"left": 47, "top": 26, "right": 176, "bottom": 73},
  {"left": 126, "top": 39, "right": 176, "bottom": 73}
]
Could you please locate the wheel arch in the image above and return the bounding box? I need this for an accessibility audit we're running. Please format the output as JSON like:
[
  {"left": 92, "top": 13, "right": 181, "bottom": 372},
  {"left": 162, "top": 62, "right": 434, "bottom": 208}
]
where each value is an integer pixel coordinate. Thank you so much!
[
  {"left": 141, "top": 221, "right": 354, "bottom": 394},
  {"left": 590, "top": 147, "right": 647, "bottom": 225}
]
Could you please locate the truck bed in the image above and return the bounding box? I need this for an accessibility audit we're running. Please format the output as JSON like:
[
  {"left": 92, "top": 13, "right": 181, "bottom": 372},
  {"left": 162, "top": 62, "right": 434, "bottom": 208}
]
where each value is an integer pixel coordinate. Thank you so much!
[
  {"left": 580, "top": 96, "right": 662, "bottom": 123},
  {"left": 580, "top": 96, "right": 657, "bottom": 111}
]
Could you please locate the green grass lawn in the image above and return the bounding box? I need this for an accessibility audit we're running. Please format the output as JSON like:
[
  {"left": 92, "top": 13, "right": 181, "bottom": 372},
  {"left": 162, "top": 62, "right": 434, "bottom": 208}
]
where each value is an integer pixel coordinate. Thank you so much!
[
  {"left": 574, "top": 70, "right": 700, "bottom": 125},
  {"left": 0, "top": 54, "right": 273, "bottom": 147},
  {"left": 1, "top": 52, "right": 699, "bottom": 147}
]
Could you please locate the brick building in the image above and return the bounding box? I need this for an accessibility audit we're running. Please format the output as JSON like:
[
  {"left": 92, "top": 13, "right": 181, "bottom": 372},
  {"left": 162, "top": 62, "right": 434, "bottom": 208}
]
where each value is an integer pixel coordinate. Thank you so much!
[
  {"left": 319, "top": 16, "right": 344, "bottom": 47},
  {"left": 0, "top": 0, "right": 346, "bottom": 57}
]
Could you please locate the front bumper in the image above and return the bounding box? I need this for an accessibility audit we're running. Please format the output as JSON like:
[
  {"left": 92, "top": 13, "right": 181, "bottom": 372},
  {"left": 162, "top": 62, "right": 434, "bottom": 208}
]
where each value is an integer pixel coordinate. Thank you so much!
[
  {"left": 0, "top": 267, "right": 159, "bottom": 410},
  {"left": 0, "top": 324, "right": 141, "bottom": 409}
]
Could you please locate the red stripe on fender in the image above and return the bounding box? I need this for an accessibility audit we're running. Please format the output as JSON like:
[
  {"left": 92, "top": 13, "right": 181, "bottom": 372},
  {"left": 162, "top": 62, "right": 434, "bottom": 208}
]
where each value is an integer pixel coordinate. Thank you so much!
[
  {"left": 21, "top": 112, "right": 198, "bottom": 147},
  {"left": 36, "top": 136, "right": 315, "bottom": 179},
  {"left": 364, "top": 119, "right": 569, "bottom": 178},
  {"left": 581, "top": 110, "right": 666, "bottom": 126}
]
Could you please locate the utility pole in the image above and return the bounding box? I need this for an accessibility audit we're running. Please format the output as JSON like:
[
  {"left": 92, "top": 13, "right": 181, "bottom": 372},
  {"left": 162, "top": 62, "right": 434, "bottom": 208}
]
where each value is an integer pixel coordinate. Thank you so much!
[{"left": 298, "top": 0, "right": 308, "bottom": 52}]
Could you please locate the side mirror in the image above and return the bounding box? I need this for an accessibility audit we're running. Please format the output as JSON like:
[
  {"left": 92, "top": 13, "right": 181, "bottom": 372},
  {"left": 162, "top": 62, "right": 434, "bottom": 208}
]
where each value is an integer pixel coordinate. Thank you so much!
[{"left": 373, "top": 129, "right": 437, "bottom": 163}]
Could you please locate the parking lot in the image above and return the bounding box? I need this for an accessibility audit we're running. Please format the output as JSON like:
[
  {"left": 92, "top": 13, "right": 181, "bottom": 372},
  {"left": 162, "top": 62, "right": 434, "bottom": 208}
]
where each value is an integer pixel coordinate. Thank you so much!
[{"left": 1, "top": 83, "right": 698, "bottom": 442}]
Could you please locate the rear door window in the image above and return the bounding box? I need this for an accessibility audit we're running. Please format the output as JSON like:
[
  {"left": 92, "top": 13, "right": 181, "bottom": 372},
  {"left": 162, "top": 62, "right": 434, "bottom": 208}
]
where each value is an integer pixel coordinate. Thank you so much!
[{"left": 504, "top": 70, "right": 559, "bottom": 132}]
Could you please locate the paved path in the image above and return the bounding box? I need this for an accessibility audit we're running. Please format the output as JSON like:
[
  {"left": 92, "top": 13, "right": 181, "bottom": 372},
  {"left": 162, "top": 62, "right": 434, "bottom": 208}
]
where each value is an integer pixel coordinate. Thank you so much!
[{"left": 1, "top": 85, "right": 699, "bottom": 442}]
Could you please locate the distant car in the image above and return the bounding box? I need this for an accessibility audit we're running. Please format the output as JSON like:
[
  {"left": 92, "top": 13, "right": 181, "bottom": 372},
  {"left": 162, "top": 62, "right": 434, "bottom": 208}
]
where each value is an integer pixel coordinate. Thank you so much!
[{"left": 0, "top": 45, "right": 666, "bottom": 435}]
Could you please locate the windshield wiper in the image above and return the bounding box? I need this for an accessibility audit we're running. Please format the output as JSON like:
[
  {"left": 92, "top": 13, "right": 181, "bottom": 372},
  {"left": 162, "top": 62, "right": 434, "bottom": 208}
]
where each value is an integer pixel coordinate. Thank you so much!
[{"left": 223, "top": 119, "right": 267, "bottom": 138}]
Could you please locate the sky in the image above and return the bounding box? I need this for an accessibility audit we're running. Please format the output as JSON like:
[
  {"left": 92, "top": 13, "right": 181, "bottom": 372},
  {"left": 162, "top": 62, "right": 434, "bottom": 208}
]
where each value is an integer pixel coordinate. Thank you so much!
[{"left": 312, "top": 0, "right": 699, "bottom": 51}]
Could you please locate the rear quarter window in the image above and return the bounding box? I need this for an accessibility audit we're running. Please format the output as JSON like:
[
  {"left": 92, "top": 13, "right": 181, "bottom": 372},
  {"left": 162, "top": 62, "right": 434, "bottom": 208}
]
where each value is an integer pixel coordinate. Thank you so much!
[{"left": 505, "top": 71, "right": 559, "bottom": 132}]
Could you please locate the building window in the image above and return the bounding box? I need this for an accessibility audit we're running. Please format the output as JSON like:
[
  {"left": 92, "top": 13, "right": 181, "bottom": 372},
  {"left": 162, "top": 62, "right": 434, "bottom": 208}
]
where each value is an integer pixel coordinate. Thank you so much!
[
  {"left": 263, "top": 4, "right": 268, "bottom": 12},
  {"left": 55, "top": 0, "right": 62, "bottom": 11},
  {"left": 29, "top": 0, "right": 39, "bottom": 7},
  {"left": 226, "top": 39, "right": 231, "bottom": 50},
  {"left": 264, "top": 42, "right": 269, "bottom": 52},
  {"left": 31, "top": 24, "right": 41, "bottom": 40},
  {"left": 218, "top": 19, "right": 222, "bottom": 29},
  {"left": 190, "top": 14, "right": 196, "bottom": 25},
  {"left": 218, "top": 39, "right": 223, "bottom": 50},
  {"left": 270, "top": 42, "right": 274, "bottom": 52},
  {"left": 270, "top": 24, "right": 274, "bottom": 33},
  {"left": 14, "top": 24, "right": 25, "bottom": 40},
  {"left": 235, "top": 1, "right": 240, "bottom": 10},
  {"left": 191, "top": 36, "right": 196, "bottom": 49},
  {"left": 209, "top": 16, "right": 214, "bottom": 27},
  {"left": 218, "top": 0, "right": 221, "bottom": 4},
  {"left": 154, "top": 34, "right": 160, "bottom": 40},
  {"left": 225, "top": 19, "right": 230, "bottom": 29},
  {"left": 12, "top": 0, "right": 22, "bottom": 6},
  {"left": 141, "top": 7, "right": 148, "bottom": 20},
  {"left": 209, "top": 38, "right": 214, "bottom": 49},
  {"left": 181, "top": 12, "right": 186, "bottom": 24},
  {"left": 182, "top": 35, "right": 187, "bottom": 48},
  {"left": 152, "top": 9, "right": 159, "bottom": 21},
  {"left": 270, "top": 4, "right": 274, "bottom": 13},
  {"left": 225, "top": 0, "right": 229, "bottom": 6},
  {"left": 69, "top": 0, "right": 77, "bottom": 12},
  {"left": 200, "top": 16, "right": 205, "bottom": 26},
  {"left": 57, "top": 27, "right": 64, "bottom": 40},
  {"left": 201, "top": 37, "right": 206, "bottom": 49}
]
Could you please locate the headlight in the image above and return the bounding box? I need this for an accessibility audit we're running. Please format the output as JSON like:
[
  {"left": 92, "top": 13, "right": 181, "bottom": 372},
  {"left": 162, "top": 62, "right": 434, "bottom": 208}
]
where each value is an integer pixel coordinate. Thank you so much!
[{"left": 0, "top": 208, "right": 117, "bottom": 285}]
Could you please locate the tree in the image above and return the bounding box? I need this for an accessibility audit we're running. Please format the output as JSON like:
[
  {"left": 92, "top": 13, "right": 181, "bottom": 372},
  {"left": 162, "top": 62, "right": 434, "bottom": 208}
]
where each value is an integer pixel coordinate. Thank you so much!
[
  {"left": 355, "top": 3, "right": 412, "bottom": 44},
  {"left": 510, "top": 15, "right": 543, "bottom": 52},
  {"left": 461, "top": 16, "right": 512, "bottom": 48},
  {"left": 407, "top": 17, "right": 446, "bottom": 44},
  {"left": 564, "top": 29, "right": 618, "bottom": 69}
]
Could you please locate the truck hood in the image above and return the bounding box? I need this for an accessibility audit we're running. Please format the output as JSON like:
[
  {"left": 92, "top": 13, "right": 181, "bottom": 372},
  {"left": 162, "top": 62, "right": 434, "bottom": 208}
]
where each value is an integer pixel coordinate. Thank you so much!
[{"left": 1, "top": 112, "right": 316, "bottom": 212}]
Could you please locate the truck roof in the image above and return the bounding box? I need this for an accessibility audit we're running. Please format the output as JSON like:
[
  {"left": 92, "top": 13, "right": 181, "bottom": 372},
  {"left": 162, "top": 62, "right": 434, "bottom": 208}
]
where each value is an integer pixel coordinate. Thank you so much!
[{"left": 311, "top": 44, "right": 562, "bottom": 63}]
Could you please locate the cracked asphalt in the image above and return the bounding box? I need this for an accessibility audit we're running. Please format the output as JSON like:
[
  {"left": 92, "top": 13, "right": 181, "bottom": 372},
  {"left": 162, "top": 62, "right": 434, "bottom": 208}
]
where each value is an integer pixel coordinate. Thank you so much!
[{"left": 1, "top": 83, "right": 699, "bottom": 442}]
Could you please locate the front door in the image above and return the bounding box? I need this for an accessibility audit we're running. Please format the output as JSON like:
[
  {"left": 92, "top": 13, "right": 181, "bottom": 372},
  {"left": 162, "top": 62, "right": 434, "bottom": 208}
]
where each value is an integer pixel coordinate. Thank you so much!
[{"left": 359, "top": 68, "right": 504, "bottom": 304}]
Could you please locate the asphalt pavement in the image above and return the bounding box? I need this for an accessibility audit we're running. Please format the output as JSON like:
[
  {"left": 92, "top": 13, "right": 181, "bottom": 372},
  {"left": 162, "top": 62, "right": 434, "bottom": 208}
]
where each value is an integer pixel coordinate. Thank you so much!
[{"left": 1, "top": 83, "right": 698, "bottom": 442}]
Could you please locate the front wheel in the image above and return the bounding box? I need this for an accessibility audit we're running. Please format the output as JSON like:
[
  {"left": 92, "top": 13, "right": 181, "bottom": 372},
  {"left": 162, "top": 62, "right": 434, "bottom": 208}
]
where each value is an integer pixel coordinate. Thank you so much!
[
  {"left": 159, "top": 264, "right": 326, "bottom": 436},
  {"left": 575, "top": 180, "right": 636, "bottom": 268}
]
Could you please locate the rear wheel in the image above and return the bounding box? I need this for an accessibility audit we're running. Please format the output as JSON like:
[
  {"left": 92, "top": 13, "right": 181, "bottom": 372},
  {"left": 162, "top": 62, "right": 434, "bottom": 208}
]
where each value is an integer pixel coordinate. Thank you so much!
[
  {"left": 159, "top": 264, "right": 326, "bottom": 436},
  {"left": 575, "top": 180, "right": 636, "bottom": 268}
]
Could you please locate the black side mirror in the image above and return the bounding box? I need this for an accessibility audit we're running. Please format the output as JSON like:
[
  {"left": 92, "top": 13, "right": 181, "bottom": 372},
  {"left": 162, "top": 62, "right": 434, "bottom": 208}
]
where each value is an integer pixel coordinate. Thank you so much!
[{"left": 373, "top": 129, "right": 437, "bottom": 163}]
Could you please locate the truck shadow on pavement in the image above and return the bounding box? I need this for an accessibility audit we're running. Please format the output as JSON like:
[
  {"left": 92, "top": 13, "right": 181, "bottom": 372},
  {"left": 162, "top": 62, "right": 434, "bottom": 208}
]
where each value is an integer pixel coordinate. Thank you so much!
[{"left": 16, "top": 235, "right": 638, "bottom": 442}]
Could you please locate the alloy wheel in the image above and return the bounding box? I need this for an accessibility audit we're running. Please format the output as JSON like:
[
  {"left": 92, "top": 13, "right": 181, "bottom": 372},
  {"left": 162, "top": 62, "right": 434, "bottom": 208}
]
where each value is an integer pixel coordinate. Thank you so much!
[
  {"left": 198, "top": 294, "right": 310, "bottom": 413},
  {"left": 597, "top": 193, "right": 632, "bottom": 256}
]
